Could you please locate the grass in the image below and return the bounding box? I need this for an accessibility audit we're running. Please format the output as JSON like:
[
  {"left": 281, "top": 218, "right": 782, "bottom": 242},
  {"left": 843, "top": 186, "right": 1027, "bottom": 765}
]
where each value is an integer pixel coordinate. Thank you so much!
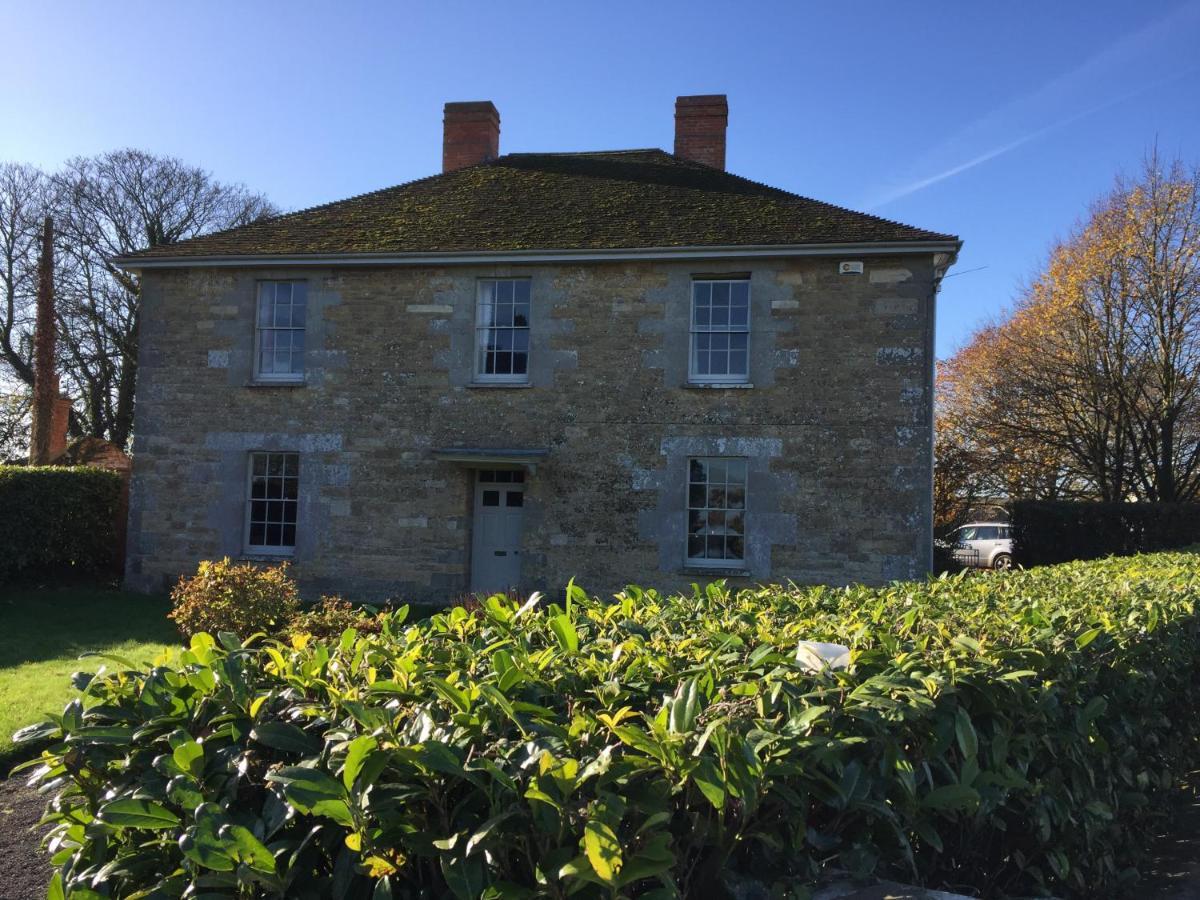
[{"left": 0, "top": 583, "right": 178, "bottom": 767}]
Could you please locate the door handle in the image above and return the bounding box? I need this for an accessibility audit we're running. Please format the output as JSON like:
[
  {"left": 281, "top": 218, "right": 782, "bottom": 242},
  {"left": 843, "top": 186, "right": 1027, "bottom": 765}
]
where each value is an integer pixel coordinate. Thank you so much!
[{"left": 494, "top": 551, "right": 507, "bottom": 557}]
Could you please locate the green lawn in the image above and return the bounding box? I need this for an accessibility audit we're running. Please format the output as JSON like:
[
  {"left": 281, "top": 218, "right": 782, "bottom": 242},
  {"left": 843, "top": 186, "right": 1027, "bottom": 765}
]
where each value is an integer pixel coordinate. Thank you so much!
[{"left": 0, "top": 584, "right": 178, "bottom": 766}]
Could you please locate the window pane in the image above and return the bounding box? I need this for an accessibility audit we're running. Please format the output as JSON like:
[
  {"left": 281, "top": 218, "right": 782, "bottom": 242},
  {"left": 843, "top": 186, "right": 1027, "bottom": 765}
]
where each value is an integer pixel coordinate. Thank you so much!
[
  {"left": 513, "top": 352, "right": 528, "bottom": 375},
  {"left": 282, "top": 501, "right": 297, "bottom": 525},
  {"left": 512, "top": 330, "right": 529, "bottom": 352},
  {"left": 275, "top": 282, "right": 292, "bottom": 304},
  {"left": 692, "top": 282, "right": 711, "bottom": 304},
  {"left": 727, "top": 512, "right": 744, "bottom": 535},
  {"left": 730, "top": 305, "right": 748, "bottom": 328},
  {"left": 726, "top": 459, "right": 746, "bottom": 484},
  {"left": 688, "top": 535, "right": 705, "bottom": 559},
  {"left": 729, "top": 350, "right": 747, "bottom": 375},
  {"left": 689, "top": 459, "right": 707, "bottom": 483},
  {"left": 712, "top": 282, "right": 730, "bottom": 305},
  {"left": 727, "top": 536, "right": 744, "bottom": 561},
  {"left": 514, "top": 280, "right": 530, "bottom": 303},
  {"left": 711, "top": 303, "right": 729, "bottom": 327},
  {"left": 266, "top": 523, "right": 282, "bottom": 546},
  {"left": 249, "top": 523, "right": 265, "bottom": 546},
  {"left": 688, "top": 510, "right": 705, "bottom": 534},
  {"left": 479, "top": 471, "right": 495, "bottom": 482},
  {"left": 694, "top": 350, "right": 710, "bottom": 375},
  {"left": 506, "top": 491, "right": 524, "bottom": 507},
  {"left": 726, "top": 486, "right": 745, "bottom": 509},
  {"left": 482, "top": 490, "right": 500, "bottom": 507},
  {"left": 257, "top": 289, "right": 273, "bottom": 326},
  {"left": 730, "top": 281, "right": 749, "bottom": 304},
  {"left": 707, "top": 486, "right": 726, "bottom": 508},
  {"left": 689, "top": 484, "right": 706, "bottom": 507},
  {"left": 514, "top": 305, "right": 529, "bottom": 327},
  {"left": 479, "top": 281, "right": 496, "bottom": 305},
  {"left": 494, "top": 352, "right": 512, "bottom": 374},
  {"left": 706, "top": 535, "right": 723, "bottom": 558},
  {"left": 281, "top": 524, "right": 296, "bottom": 547},
  {"left": 497, "top": 280, "right": 514, "bottom": 302}
]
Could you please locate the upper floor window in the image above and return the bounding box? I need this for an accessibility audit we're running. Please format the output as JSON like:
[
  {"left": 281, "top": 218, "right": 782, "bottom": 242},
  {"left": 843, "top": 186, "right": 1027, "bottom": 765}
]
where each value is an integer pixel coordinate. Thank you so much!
[
  {"left": 475, "top": 279, "right": 530, "bottom": 383},
  {"left": 246, "top": 451, "right": 299, "bottom": 554},
  {"left": 255, "top": 281, "right": 307, "bottom": 382},
  {"left": 686, "top": 457, "right": 747, "bottom": 566},
  {"left": 690, "top": 279, "right": 750, "bottom": 384}
]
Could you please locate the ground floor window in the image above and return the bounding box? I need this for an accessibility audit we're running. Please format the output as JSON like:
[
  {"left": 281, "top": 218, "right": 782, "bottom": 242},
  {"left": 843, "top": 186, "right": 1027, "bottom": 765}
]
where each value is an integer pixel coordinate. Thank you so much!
[
  {"left": 246, "top": 452, "right": 298, "bottom": 553},
  {"left": 686, "top": 457, "right": 747, "bottom": 565}
]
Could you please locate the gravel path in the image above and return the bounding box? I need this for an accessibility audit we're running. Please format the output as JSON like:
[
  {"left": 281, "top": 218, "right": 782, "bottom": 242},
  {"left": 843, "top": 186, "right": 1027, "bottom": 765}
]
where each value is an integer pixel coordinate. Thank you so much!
[{"left": 0, "top": 776, "right": 50, "bottom": 900}]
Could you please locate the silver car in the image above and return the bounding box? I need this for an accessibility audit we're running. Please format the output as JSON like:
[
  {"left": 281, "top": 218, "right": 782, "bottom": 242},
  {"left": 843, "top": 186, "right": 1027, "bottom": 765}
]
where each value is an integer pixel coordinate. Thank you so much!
[{"left": 951, "top": 522, "right": 1013, "bottom": 570}]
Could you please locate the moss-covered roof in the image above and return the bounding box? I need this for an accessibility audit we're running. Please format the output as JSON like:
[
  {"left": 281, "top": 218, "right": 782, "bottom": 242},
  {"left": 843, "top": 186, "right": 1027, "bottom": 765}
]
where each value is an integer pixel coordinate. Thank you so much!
[{"left": 120, "top": 150, "right": 956, "bottom": 262}]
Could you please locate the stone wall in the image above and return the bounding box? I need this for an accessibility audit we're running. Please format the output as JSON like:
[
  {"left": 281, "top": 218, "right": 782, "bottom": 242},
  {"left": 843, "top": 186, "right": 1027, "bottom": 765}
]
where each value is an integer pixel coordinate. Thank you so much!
[{"left": 126, "top": 255, "right": 937, "bottom": 602}]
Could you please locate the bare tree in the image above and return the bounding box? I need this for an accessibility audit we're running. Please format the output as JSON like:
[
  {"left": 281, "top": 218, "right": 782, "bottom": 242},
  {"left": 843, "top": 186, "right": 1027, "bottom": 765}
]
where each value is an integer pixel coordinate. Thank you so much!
[
  {"left": 50, "top": 149, "right": 276, "bottom": 447},
  {"left": 0, "top": 163, "right": 50, "bottom": 389}
]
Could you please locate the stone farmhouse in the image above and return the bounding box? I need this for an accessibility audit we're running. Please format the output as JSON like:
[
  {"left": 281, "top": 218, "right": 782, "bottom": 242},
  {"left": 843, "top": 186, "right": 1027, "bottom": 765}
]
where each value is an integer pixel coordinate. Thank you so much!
[{"left": 116, "top": 95, "right": 960, "bottom": 602}]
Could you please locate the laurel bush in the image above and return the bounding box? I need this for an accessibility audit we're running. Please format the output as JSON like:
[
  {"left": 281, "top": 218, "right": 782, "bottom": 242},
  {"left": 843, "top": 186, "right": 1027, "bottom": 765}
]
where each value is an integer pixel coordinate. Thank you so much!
[{"left": 16, "top": 552, "right": 1200, "bottom": 898}]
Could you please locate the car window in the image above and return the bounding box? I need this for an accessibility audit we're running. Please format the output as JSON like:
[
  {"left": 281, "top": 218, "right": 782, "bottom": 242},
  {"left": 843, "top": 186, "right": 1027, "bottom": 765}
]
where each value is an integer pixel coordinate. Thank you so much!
[
  {"left": 958, "top": 527, "right": 977, "bottom": 541},
  {"left": 999, "top": 526, "right": 1011, "bottom": 539},
  {"left": 977, "top": 526, "right": 998, "bottom": 540}
]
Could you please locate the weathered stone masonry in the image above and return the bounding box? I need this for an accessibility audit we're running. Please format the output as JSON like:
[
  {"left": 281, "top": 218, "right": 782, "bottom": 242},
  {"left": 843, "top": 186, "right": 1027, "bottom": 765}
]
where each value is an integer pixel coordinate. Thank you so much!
[{"left": 126, "top": 255, "right": 937, "bottom": 601}]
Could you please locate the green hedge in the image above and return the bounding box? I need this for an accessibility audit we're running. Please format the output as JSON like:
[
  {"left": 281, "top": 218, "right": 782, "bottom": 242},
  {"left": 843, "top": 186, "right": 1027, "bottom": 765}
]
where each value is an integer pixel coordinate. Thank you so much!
[
  {"left": 1011, "top": 499, "right": 1200, "bottom": 566},
  {"left": 16, "top": 554, "right": 1200, "bottom": 898},
  {"left": 0, "top": 465, "right": 123, "bottom": 582}
]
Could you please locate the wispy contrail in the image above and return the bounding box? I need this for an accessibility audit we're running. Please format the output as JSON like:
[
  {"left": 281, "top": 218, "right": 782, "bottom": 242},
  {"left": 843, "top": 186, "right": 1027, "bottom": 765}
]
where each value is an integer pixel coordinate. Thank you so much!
[
  {"left": 870, "top": 77, "right": 1188, "bottom": 208},
  {"left": 867, "top": 0, "right": 1200, "bottom": 209}
]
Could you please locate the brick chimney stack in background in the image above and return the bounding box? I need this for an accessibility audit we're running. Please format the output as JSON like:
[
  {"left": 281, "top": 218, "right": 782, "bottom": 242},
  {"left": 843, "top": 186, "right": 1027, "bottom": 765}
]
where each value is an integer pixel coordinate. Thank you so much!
[
  {"left": 674, "top": 94, "right": 728, "bottom": 170},
  {"left": 443, "top": 101, "right": 501, "bottom": 172}
]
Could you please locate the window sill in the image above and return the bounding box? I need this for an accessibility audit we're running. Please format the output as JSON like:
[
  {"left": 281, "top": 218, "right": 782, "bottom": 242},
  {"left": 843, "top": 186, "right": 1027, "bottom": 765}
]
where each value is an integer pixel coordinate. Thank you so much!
[
  {"left": 240, "top": 551, "right": 295, "bottom": 562},
  {"left": 681, "top": 565, "right": 751, "bottom": 578},
  {"left": 245, "top": 380, "right": 306, "bottom": 389},
  {"left": 467, "top": 381, "right": 533, "bottom": 389},
  {"left": 683, "top": 382, "right": 754, "bottom": 390}
]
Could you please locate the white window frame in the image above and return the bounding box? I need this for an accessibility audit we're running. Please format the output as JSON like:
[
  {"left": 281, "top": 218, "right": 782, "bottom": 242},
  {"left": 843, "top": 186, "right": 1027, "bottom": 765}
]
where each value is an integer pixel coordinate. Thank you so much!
[
  {"left": 254, "top": 281, "right": 307, "bottom": 383},
  {"left": 689, "top": 278, "right": 751, "bottom": 385},
  {"left": 685, "top": 456, "right": 748, "bottom": 567},
  {"left": 244, "top": 451, "right": 299, "bottom": 555},
  {"left": 474, "top": 278, "right": 532, "bottom": 384}
]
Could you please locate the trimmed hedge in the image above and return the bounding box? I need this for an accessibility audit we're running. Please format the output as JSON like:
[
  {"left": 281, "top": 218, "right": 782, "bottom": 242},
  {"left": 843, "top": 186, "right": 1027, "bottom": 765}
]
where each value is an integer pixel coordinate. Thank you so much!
[
  {"left": 16, "top": 554, "right": 1200, "bottom": 898},
  {"left": 0, "top": 465, "right": 122, "bottom": 582},
  {"left": 1011, "top": 499, "right": 1200, "bottom": 566}
]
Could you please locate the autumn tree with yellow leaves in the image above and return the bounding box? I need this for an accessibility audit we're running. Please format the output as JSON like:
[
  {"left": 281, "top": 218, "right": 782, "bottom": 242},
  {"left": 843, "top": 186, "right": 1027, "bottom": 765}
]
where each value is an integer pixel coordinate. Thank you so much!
[{"left": 937, "top": 151, "right": 1200, "bottom": 524}]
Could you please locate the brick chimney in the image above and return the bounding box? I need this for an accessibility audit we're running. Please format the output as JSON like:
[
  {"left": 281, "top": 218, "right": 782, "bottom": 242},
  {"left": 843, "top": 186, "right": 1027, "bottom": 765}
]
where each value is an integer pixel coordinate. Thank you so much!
[
  {"left": 47, "top": 395, "right": 71, "bottom": 462},
  {"left": 443, "top": 101, "right": 501, "bottom": 172},
  {"left": 674, "top": 94, "right": 728, "bottom": 170}
]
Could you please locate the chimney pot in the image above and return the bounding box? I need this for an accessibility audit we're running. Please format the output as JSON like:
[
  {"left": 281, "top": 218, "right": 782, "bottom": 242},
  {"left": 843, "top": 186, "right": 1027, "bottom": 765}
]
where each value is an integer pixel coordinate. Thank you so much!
[
  {"left": 674, "top": 94, "right": 728, "bottom": 170},
  {"left": 443, "top": 101, "right": 501, "bottom": 173}
]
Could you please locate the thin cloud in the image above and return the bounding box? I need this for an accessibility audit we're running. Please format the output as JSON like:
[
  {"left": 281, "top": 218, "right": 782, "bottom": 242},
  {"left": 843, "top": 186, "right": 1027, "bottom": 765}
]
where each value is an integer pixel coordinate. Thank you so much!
[{"left": 867, "top": 1, "right": 1200, "bottom": 209}]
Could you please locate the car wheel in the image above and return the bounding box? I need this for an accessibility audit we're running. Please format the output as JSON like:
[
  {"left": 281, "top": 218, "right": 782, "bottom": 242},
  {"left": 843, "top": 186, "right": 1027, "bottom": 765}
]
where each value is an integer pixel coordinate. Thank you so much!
[{"left": 993, "top": 553, "right": 1012, "bottom": 571}]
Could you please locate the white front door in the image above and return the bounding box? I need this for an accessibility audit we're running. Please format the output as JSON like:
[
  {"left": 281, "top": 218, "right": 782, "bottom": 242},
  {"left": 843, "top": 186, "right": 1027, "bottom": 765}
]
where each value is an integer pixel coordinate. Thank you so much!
[{"left": 470, "top": 470, "right": 525, "bottom": 595}]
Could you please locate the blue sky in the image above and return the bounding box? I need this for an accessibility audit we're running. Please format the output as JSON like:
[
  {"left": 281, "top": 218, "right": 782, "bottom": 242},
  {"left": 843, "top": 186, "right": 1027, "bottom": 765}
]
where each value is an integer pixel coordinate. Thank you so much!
[{"left": 3, "top": 0, "right": 1198, "bottom": 358}]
